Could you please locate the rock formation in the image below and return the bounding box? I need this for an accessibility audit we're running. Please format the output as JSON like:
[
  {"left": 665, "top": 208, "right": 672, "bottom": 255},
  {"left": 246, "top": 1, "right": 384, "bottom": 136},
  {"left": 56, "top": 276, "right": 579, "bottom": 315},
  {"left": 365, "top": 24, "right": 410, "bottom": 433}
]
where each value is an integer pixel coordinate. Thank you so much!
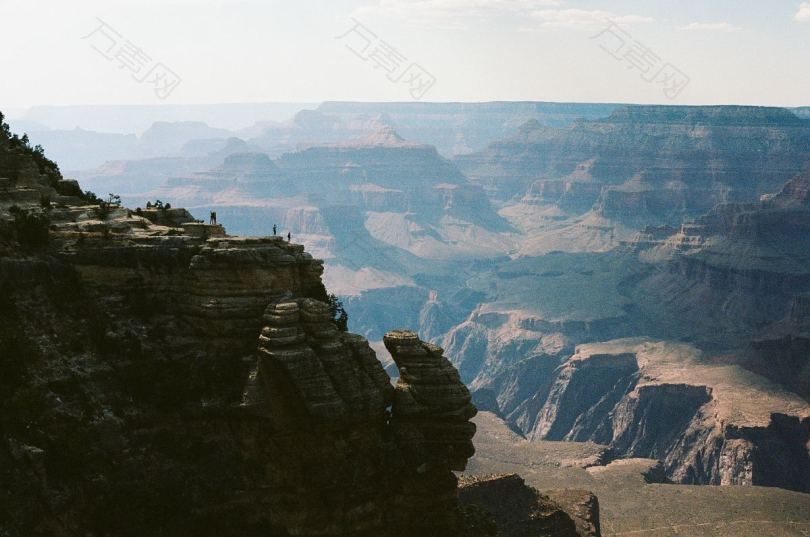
[
  {"left": 626, "top": 173, "right": 810, "bottom": 376},
  {"left": 0, "top": 115, "right": 489, "bottom": 536},
  {"left": 457, "top": 105, "right": 810, "bottom": 206},
  {"left": 458, "top": 474, "right": 600, "bottom": 537},
  {"left": 384, "top": 330, "right": 478, "bottom": 535},
  {"left": 481, "top": 339, "right": 810, "bottom": 492}
]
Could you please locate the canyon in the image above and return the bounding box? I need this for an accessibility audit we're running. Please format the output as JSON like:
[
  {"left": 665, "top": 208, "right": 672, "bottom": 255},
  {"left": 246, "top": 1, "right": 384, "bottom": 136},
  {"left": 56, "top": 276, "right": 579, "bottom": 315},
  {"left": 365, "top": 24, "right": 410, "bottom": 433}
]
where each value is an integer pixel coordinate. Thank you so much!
[
  {"left": 62, "top": 104, "right": 810, "bottom": 492},
  {"left": 0, "top": 118, "right": 602, "bottom": 536},
  {"left": 4, "top": 101, "right": 810, "bottom": 533}
]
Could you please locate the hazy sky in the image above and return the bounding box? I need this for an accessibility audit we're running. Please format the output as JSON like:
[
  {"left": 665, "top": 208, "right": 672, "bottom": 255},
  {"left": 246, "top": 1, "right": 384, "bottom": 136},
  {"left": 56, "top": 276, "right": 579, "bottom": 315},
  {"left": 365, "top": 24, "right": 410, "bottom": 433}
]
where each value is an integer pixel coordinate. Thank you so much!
[{"left": 2, "top": 0, "right": 810, "bottom": 108}]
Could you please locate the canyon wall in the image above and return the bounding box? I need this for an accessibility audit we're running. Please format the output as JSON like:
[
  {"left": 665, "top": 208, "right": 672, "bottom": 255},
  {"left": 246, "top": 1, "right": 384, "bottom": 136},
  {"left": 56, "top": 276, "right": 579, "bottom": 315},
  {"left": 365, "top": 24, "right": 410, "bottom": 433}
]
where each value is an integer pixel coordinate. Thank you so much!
[{"left": 476, "top": 340, "right": 810, "bottom": 492}]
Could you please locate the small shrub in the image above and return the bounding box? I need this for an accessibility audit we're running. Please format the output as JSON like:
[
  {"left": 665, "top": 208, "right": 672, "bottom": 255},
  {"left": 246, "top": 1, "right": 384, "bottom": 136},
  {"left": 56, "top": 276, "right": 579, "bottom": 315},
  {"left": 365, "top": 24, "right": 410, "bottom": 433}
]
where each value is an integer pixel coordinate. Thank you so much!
[
  {"left": 94, "top": 193, "right": 121, "bottom": 220},
  {"left": 9, "top": 206, "right": 49, "bottom": 248}
]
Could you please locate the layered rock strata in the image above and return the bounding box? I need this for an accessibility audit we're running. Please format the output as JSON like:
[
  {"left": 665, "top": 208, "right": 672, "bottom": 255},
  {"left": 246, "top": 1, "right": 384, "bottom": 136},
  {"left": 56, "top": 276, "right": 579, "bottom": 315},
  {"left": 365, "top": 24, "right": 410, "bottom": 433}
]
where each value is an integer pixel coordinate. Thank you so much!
[
  {"left": 483, "top": 339, "right": 810, "bottom": 492},
  {"left": 0, "top": 150, "right": 483, "bottom": 536},
  {"left": 384, "top": 330, "right": 478, "bottom": 535},
  {"left": 457, "top": 105, "right": 810, "bottom": 213}
]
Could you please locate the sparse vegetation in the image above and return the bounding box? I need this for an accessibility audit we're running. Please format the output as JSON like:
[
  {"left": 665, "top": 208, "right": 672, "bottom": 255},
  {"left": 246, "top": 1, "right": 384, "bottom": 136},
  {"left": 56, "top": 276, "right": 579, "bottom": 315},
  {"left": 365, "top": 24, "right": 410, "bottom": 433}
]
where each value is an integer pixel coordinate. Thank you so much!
[
  {"left": 9, "top": 205, "right": 50, "bottom": 248},
  {"left": 93, "top": 193, "right": 122, "bottom": 220},
  {"left": 84, "top": 190, "right": 102, "bottom": 204},
  {"left": 0, "top": 111, "right": 62, "bottom": 187}
]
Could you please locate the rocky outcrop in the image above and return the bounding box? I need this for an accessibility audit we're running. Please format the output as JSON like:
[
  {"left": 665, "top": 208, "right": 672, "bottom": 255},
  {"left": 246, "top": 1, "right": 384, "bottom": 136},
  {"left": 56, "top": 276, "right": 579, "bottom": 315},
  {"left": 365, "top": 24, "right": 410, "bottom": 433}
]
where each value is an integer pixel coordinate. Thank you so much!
[
  {"left": 0, "top": 236, "right": 481, "bottom": 536},
  {"left": 0, "top": 119, "right": 491, "bottom": 536},
  {"left": 457, "top": 474, "right": 600, "bottom": 537},
  {"left": 485, "top": 339, "right": 810, "bottom": 492},
  {"left": 384, "top": 330, "right": 478, "bottom": 535}
]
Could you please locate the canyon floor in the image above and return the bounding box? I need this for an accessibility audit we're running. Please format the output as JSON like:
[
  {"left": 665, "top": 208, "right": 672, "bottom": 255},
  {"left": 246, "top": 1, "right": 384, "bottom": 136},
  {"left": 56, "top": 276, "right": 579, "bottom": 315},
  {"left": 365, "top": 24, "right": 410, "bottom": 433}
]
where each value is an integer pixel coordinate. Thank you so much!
[{"left": 466, "top": 412, "right": 810, "bottom": 537}]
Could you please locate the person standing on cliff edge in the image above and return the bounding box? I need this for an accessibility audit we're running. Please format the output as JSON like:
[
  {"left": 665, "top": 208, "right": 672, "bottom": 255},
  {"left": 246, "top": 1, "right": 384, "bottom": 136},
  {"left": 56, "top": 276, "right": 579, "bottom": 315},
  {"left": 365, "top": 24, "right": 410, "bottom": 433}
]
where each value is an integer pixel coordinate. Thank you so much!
[
  {"left": 210, "top": 211, "right": 217, "bottom": 225},
  {"left": 273, "top": 224, "right": 277, "bottom": 235},
  {"left": 287, "top": 232, "right": 291, "bottom": 242}
]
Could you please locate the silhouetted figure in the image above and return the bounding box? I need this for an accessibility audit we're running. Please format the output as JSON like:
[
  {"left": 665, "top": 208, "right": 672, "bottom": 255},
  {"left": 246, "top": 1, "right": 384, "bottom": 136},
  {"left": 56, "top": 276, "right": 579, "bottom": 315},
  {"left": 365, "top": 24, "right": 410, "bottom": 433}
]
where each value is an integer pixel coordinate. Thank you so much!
[
  {"left": 273, "top": 224, "right": 277, "bottom": 235},
  {"left": 287, "top": 232, "right": 291, "bottom": 242},
  {"left": 210, "top": 211, "right": 217, "bottom": 225}
]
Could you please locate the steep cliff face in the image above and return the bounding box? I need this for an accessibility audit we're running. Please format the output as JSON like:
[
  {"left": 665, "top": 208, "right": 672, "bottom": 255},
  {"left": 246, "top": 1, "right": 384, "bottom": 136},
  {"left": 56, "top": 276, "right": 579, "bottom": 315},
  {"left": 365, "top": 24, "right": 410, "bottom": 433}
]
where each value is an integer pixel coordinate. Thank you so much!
[
  {"left": 439, "top": 251, "right": 639, "bottom": 386},
  {"left": 627, "top": 173, "right": 810, "bottom": 354},
  {"left": 383, "top": 331, "right": 478, "bottom": 534},
  {"left": 481, "top": 339, "right": 810, "bottom": 492},
  {"left": 0, "top": 129, "right": 486, "bottom": 536}
]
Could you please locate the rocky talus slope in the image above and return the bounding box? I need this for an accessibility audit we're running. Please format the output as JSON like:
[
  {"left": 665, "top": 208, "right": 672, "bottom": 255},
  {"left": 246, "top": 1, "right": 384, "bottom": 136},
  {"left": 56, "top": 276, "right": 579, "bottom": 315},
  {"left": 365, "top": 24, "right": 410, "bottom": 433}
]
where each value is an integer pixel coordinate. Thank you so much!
[{"left": 0, "top": 118, "right": 594, "bottom": 536}]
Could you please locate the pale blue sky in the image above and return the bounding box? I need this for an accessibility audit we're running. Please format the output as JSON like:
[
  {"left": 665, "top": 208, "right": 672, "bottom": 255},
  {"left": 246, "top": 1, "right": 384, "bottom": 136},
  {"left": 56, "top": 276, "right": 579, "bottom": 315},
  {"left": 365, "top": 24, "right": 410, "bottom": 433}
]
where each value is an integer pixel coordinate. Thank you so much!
[{"left": 2, "top": 0, "right": 809, "bottom": 107}]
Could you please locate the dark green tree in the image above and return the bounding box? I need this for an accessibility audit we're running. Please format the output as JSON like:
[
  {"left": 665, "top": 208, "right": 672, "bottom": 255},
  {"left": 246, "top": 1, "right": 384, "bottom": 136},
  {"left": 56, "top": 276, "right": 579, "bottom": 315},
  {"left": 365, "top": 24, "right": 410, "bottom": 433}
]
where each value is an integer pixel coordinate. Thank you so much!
[
  {"left": 84, "top": 191, "right": 102, "bottom": 204},
  {"left": 327, "top": 294, "right": 349, "bottom": 332},
  {"left": 0, "top": 111, "right": 62, "bottom": 187}
]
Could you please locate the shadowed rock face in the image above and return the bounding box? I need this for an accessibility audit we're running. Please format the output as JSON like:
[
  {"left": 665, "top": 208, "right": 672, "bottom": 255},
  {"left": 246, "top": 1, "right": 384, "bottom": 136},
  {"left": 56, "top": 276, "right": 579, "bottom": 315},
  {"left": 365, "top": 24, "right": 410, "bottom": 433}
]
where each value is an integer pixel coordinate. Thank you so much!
[
  {"left": 458, "top": 474, "right": 599, "bottom": 537},
  {"left": 0, "top": 234, "right": 477, "bottom": 536},
  {"left": 0, "top": 129, "right": 485, "bottom": 535},
  {"left": 0, "top": 247, "right": 479, "bottom": 535},
  {"left": 384, "top": 330, "right": 478, "bottom": 535}
]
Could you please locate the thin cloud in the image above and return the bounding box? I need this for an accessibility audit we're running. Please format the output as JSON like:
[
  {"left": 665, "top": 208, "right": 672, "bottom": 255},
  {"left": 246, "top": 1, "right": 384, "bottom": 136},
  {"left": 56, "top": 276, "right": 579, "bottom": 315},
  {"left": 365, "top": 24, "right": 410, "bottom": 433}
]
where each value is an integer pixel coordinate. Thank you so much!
[
  {"left": 528, "top": 9, "right": 653, "bottom": 30},
  {"left": 355, "top": 0, "right": 565, "bottom": 29},
  {"left": 357, "top": 0, "right": 562, "bottom": 17},
  {"left": 680, "top": 21, "right": 740, "bottom": 32},
  {"left": 796, "top": 2, "right": 810, "bottom": 22}
]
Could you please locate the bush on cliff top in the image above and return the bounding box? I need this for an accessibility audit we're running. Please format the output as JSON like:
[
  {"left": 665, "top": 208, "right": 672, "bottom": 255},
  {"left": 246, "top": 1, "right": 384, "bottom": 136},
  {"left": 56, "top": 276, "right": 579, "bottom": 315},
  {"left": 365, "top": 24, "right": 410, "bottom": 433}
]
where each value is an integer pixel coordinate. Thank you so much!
[
  {"left": 9, "top": 206, "right": 50, "bottom": 248},
  {"left": 0, "top": 110, "right": 62, "bottom": 188}
]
